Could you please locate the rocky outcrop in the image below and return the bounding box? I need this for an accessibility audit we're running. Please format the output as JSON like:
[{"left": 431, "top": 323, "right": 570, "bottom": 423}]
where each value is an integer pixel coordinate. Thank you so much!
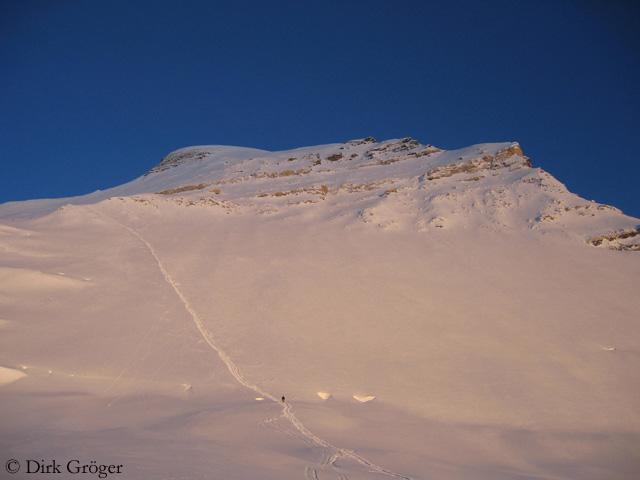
[
  {"left": 145, "top": 148, "right": 213, "bottom": 176},
  {"left": 424, "top": 143, "right": 531, "bottom": 181},
  {"left": 589, "top": 227, "right": 640, "bottom": 251}
]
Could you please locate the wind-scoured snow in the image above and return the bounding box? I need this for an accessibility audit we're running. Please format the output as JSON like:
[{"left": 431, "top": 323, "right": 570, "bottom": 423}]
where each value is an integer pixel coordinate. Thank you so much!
[{"left": 1, "top": 138, "right": 639, "bottom": 479}]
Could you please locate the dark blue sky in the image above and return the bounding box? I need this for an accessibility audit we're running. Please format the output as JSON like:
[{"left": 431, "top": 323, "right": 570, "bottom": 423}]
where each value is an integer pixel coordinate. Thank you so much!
[{"left": 2, "top": 0, "right": 638, "bottom": 218}]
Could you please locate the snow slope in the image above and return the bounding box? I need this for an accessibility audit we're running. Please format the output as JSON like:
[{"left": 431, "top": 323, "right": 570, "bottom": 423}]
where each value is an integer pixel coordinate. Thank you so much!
[{"left": 1, "top": 138, "right": 639, "bottom": 479}]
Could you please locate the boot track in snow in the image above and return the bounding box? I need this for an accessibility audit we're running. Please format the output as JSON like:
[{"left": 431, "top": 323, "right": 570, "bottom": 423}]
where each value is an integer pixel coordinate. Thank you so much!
[{"left": 88, "top": 205, "right": 413, "bottom": 480}]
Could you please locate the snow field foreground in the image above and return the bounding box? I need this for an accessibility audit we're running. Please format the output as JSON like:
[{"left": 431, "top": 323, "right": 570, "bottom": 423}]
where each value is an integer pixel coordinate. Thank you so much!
[
  {"left": 85, "top": 205, "right": 409, "bottom": 480},
  {"left": 0, "top": 202, "right": 418, "bottom": 479},
  {"left": 1, "top": 198, "right": 638, "bottom": 480}
]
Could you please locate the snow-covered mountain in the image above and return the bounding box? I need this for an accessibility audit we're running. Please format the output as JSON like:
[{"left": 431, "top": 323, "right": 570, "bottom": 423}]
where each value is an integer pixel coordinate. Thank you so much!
[
  {"left": 3, "top": 137, "right": 638, "bottom": 249},
  {"left": 1, "top": 138, "right": 639, "bottom": 479}
]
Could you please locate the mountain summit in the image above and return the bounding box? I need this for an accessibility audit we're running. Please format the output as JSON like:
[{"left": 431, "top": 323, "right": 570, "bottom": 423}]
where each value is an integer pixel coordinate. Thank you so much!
[
  {"left": 141, "top": 137, "right": 638, "bottom": 249},
  {"left": 1, "top": 138, "right": 639, "bottom": 479},
  {"left": 3, "top": 137, "right": 637, "bottom": 249}
]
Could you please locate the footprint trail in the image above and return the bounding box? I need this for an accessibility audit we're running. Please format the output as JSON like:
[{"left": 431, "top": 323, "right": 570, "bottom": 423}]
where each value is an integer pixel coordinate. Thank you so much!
[{"left": 89, "top": 206, "right": 412, "bottom": 480}]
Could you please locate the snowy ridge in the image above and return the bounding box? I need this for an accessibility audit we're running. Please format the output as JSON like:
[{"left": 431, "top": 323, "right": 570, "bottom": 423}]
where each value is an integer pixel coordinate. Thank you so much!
[{"left": 2, "top": 137, "right": 637, "bottom": 249}]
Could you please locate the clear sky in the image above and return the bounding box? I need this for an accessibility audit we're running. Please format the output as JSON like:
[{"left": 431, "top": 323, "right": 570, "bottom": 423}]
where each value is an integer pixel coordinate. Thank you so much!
[{"left": 1, "top": 0, "right": 638, "bottom": 218}]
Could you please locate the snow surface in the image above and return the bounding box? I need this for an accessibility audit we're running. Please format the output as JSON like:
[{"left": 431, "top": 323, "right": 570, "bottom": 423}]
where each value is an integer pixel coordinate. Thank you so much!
[
  {"left": 0, "top": 366, "right": 26, "bottom": 386},
  {"left": 1, "top": 138, "right": 639, "bottom": 479}
]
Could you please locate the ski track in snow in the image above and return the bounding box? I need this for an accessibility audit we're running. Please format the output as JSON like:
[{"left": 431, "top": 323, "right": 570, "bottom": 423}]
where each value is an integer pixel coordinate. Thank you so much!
[{"left": 88, "top": 206, "right": 412, "bottom": 480}]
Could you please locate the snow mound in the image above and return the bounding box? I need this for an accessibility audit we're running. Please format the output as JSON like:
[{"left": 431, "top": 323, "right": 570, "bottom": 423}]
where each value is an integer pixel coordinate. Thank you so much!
[
  {"left": 0, "top": 366, "right": 27, "bottom": 386},
  {"left": 353, "top": 395, "right": 376, "bottom": 403}
]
